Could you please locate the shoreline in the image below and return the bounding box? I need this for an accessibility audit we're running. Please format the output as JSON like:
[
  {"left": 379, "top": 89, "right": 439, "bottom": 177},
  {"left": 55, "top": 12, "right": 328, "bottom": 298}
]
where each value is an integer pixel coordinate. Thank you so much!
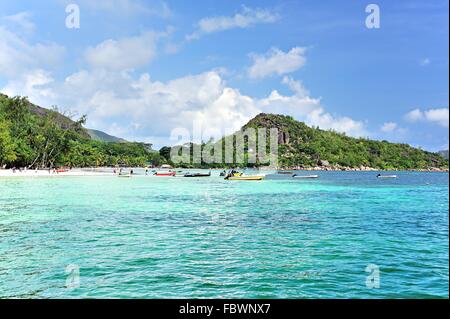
[
  {"left": 0, "top": 167, "right": 448, "bottom": 178},
  {"left": 0, "top": 169, "right": 114, "bottom": 178},
  {"left": 274, "top": 166, "right": 449, "bottom": 172}
]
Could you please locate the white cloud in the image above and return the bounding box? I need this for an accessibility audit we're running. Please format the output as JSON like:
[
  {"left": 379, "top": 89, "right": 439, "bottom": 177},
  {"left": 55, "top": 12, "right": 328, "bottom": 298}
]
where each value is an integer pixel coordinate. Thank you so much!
[
  {"left": 9, "top": 69, "right": 258, "bottom": 143},
  {"left": 85, "top": 31, "right": 170, "bottom": 71},
  {"left": 424, "top": 108, "right": 449, "bottom": 127},
  {"left": 248, "top": 47, "right": 306, "bottom": 79},
  {"left": 281, "top": 76, "right": 310, "bottom": 97},
  {"left": 0, "top": 26, "right": 65, "bottom": 77},
  {"left": 3, "top": 67, "right": 367, "bottom": 146},
  {"left": 405, "top": 108, "right": 424, "bottom": 122},
  {"left": 2, "top": 69, "right": 55, "bottom": 106},
  {"left": 187, "top": 6, "right": 279, "bottom": 40},
  {"left": 0, "top": 26, "right": 366, "bottom": 146},
  {"left": 3, "top": 12, "right": 35, "bottom": 33},
  {"left": 381, "top": 122, "right": 398, "bottom": 132},
  {"left": 306, "top": 109, "right": 367, "bottom": 137},
  {"left": 259, "top": 77, "right": 367, "bottom": 137},
  {"left": 405, "top": 108, "right": 449, "bottom": 127}
]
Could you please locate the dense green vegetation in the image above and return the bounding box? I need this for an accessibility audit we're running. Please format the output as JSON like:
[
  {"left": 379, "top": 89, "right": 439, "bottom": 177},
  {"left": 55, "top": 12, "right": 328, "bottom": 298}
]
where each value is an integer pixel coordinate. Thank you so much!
[
  {"left": 0, "top": 94, "right": 161, "bottom": 168},
  {"left": 163, "top": 113, "right": 448, "bottom": 170},
  {"left": 242, "top": 113, "right": 448, "bottom": 169}
]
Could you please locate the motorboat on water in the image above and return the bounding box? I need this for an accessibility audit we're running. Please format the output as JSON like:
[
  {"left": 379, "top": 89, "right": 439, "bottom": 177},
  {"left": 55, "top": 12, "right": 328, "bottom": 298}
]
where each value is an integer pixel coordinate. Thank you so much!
[
  {"left": 220, "top": 170, "right": 243, "bottom": 177},
  {"left": 224, "top": 169, "right": 264, "bottom": 181},
  {"left": 377, "top": 174, "right": 398, "bottom": 179},
  {"left": 292, "top": 174, "right": 319, "bottom": 179},
  {"left": 184, "top": 171, "right": 211, "bottom": 177},
  {"left": 225, "top": 175, "right": 265, "bottom": 181},
  {"left": 154, "top": 171, "right": 176, "bottom": 177}
]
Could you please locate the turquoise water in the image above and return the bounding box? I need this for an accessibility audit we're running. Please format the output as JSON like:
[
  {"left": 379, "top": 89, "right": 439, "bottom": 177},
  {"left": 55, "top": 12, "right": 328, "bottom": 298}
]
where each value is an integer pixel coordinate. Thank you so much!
[{"left": 0, "top": 171, "right": 448, "bottom": 298}]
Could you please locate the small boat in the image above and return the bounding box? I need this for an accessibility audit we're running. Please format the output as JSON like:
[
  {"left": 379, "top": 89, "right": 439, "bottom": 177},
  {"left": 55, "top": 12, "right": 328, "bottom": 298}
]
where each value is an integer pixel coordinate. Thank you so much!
[
  {"left": 377, "top": 174, "right": 397, "bottom": 179},
  {"left": 292, "top": 174, "right": 319, "bottom": 179},
  {"left": 118, "top": 173, "right": 132, "bottom": 178},
  {"left": 184, "top": 171, "right": 211, "bottom": 177},
  {"left": 225, "top": 175, "right": 264, "bottom": 181},
  {"left": 154, "top": 171, "right": 176, "bottom": 177}
]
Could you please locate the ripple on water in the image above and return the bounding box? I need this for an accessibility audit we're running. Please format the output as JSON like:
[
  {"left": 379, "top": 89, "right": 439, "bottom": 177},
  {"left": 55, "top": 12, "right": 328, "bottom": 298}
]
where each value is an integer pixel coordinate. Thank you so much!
[{"left": 0, "top": 172, "right": 448, "bottom": 298}]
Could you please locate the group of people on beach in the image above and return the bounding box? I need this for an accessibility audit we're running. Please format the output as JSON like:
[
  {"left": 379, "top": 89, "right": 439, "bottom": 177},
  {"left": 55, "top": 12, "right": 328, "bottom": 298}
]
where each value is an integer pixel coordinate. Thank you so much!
[
  {"left": 5, "top": 166, "right": 70, "bottom": 174},
  {"left": 114, "top": 168, "right": 134, "bottom": 175}
]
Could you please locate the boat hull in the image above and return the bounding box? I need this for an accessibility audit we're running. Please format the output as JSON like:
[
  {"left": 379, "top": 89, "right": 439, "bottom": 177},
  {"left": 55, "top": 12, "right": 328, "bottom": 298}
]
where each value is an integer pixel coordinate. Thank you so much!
[
  {"left": 226, "top": 176, "right": 264, "bottom": 181},
  {"left": 184, "top": 174, "right": 211, "bottom": 177},
  {"left": 293, "top": 175, "right": 319, "bottom": 179},
  {"left": 154, "top": 172, "right": 176, "bottom": 177}
]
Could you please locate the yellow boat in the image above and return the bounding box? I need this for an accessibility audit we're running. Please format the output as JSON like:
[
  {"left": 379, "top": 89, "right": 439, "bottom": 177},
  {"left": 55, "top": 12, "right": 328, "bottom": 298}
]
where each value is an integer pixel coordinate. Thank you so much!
[{"left": 225, "top": 175, "right": 264, "bottom": 181}]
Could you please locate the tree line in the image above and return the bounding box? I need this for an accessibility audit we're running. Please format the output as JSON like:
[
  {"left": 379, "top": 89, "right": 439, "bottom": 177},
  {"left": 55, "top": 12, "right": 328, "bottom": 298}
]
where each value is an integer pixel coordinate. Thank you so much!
[{"left": 0, "top": 95, "right": 162, "bottom": 168}]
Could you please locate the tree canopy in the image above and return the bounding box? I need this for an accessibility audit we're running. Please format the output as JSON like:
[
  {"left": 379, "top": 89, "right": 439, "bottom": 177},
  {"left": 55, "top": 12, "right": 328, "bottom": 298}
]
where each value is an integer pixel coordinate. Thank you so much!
[{"left": 0, "top": 95, "right": 160, "bottom": 168}]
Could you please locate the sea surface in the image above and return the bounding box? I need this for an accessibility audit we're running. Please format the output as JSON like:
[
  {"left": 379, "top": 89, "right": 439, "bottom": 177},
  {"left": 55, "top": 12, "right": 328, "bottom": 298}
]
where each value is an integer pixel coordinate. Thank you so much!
[{"left": 0, "top": 170, "right": 448, "bottom": 298}]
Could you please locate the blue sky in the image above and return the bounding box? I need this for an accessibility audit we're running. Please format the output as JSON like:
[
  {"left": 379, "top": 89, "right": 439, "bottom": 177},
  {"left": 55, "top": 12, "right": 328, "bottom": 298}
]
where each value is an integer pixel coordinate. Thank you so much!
[{"left": 0, "top": 0, "right": 448, "bottom": 150}]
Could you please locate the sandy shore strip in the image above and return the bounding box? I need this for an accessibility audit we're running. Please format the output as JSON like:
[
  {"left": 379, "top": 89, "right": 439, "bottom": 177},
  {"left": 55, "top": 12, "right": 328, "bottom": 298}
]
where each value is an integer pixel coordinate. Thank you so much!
[{"left": 0, "top": 169, "right": 115, "bottom": 177}]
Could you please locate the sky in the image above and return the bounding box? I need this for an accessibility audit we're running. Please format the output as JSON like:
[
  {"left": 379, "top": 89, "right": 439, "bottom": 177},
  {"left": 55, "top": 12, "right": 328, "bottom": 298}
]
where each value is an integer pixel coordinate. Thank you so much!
[{"left": 0, "top": 0, "right": 448, "bottom": 151}]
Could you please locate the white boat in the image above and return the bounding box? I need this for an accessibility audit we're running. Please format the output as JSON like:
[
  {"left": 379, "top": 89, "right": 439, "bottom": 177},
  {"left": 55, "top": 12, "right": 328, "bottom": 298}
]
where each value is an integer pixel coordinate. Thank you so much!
[
  {"left": 292, "top": 174, "right": 319, "bottom": 179},
  {"left": 377, "top": 174, "right": 397, "bottom": 179}
]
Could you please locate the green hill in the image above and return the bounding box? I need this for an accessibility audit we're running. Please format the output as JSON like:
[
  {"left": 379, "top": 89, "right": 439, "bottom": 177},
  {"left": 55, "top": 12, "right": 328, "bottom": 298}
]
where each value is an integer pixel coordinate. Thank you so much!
[
  {"left": 86, "top": 129, "right": 127, "bottom": 143},
  {"left": 241, "top": 113, "right": 448, "bottom": 170},
  {"left": 1, "top": 93, "right": 127, "bottom": 143},
  {"left": 165, "top": 113, "right": 448, "bottom": 170}
]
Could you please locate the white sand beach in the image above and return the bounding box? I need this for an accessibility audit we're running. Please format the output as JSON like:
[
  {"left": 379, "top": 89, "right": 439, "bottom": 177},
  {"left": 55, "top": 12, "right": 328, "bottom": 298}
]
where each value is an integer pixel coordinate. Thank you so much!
[{"left": 0, "top": 168, "right": 115, "bottom": 178}]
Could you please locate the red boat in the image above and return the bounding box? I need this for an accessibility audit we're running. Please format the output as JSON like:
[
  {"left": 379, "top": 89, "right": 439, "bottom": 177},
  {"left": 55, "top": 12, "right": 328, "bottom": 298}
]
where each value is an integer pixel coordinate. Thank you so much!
[{"left": 154, "top": 171, "right": 176, "bottom": 177}]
